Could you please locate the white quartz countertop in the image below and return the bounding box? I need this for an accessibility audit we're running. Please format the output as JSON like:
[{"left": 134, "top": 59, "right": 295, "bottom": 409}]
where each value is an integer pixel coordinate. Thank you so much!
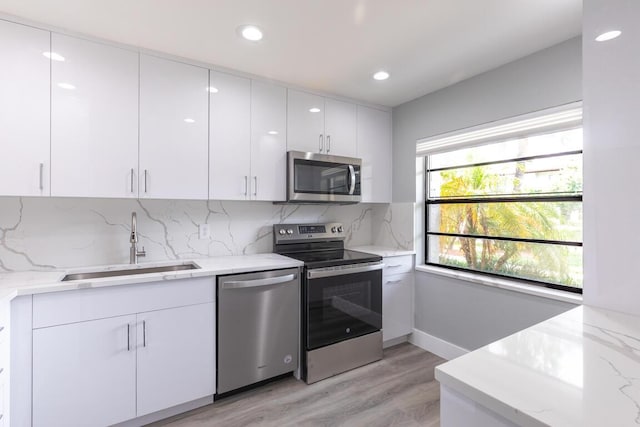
[
  {"left": 349, "top": 245, "right": 415, "bottom": 257},
  {"left": 436, "top": 305, "right": 640, "bottom": 427},
  {"left": 0, "top": 254, "right": 302, "bottom": 301}
]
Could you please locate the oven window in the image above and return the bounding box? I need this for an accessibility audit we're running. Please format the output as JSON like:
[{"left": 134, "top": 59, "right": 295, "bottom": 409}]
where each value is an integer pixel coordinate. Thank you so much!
[
  {"left": 306, "top": 269, "right": 381, "bottom": 350},
  {"left": 294, "top": 159, "right": 361, "bottom": 195}
]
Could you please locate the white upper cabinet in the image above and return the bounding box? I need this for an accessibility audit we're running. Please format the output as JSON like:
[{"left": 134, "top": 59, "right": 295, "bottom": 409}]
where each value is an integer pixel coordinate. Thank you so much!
[
  {"left": 357, "top": 105, "right": 392, "bottom": 203},
  {"left": 324, "top": 98, "right": 357, "bottom": 157},
  {"left": 209, "top": 71, "right": 251, "bottom": 200},
  {"left": 287, "top": 89, "right": 325, "bottom": 154},
  {"left": 288, "top": 89, "right": 356, "bottom": 157},
  {"left": 250, "top": 80, "right": 287, "bottom": 201},
  {"left": 140, "top": 55, "right": 209, "bottom": 200},
  {"left": 0, "top": 20, "right": 50, "bottom": 197},
  {"left": 51, "top": 34, "right": 139, "bottom": 198}
]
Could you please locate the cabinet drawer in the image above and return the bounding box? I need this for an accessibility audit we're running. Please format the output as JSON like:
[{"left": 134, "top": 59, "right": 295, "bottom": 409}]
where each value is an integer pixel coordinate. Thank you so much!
[
  {"left": 33, "top": 277, "right": 215, "bottom": 328},
  {"left": 383, "top": 255, "right": 414, "bottom": 276}
]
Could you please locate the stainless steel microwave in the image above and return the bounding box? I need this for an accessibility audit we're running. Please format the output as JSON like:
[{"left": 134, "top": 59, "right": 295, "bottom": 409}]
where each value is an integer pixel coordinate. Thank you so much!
[{"left": 287, "top": 151, "right": 362, "bottom": 203}]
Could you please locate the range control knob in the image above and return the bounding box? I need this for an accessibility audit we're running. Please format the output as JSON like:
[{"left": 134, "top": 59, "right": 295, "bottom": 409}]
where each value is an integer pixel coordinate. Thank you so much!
[
  {"left": 278, "top": 229, "right": 286, "bottom": 236},
  {"left": 331, "top": 226, "right": 337, "bottom": 233},
  {"left": 337, "top": 226, "right": 344, "bottom": 233},
  {"left": 286, "top": 229, "right": 294, "bottom": 235}
]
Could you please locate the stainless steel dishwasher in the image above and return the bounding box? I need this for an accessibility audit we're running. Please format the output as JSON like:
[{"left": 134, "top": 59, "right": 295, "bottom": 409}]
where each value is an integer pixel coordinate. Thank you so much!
[{"left": 217, "top": 268, "right": 300, "bottom": 395}]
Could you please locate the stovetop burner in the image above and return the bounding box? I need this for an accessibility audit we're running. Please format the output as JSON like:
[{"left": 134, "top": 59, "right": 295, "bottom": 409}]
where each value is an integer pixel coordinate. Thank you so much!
[
  {"left": 281, "top": 249, "right": 381, "bottom": 269},
  {"left": 273, "top": 222, "right": 381, "bottom": 268}
]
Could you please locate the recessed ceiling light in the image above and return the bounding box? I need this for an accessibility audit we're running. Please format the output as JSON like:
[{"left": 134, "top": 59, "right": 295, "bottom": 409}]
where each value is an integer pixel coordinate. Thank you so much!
[
  {"left": 238, "top": 25, "right": 263, "bottom": 42},
  {"left": 57, "top": 82, "right": 75, "bottom": 90},
  {"left": 43, "top": 51, "right": 65, "bottom": 61},
  {"left": 373, "top": 71, "right": 390, "bottom": 81},
  {"left": 268, "top": 130, "right": 279, "bottom": 135},
  {"left": 184, "top": 118, "right": 196, "bottom": 123},
  {"left": 207, "top": 86, "right": 219, "bottom": 93},
  {"left": 309, "top": 107, "right": 321, "bottom": 113},
  {"left": 595, "top": 30, "right": 622, "bottom": 42}
]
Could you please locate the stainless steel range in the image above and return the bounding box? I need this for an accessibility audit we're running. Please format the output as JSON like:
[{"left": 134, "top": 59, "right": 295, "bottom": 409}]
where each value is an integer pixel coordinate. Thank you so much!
[{"left": 273, "top": 222, "right": 383, "bottom": 384}]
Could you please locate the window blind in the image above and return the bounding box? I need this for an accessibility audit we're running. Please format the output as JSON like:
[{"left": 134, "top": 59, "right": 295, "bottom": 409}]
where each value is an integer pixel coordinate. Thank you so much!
[{"left": 416, "top": 102, "right": 582, "bottom": 157}]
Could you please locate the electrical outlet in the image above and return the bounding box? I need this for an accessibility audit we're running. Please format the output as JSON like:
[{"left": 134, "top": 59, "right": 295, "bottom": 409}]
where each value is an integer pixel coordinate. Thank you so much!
[{"left": 199, "top": 224, "right": 211, "bottom": 239}]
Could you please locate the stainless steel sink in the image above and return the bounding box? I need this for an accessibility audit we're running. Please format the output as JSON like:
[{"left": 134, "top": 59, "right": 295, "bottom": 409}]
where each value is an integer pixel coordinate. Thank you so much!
[{"left": 61, "top": 263, "right": 200, "bottom": 282}]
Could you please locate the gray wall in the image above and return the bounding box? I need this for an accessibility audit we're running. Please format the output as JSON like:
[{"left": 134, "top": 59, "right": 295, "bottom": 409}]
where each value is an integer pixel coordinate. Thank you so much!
[
  {"left": 415, "top": 272, "right": 578, "bottom": 351},
  {"left": 392, "top": 36, "right": 582, "bottom": 202},
  {"left": 394, "top": 36, "right": 583, "bottom": 350}
]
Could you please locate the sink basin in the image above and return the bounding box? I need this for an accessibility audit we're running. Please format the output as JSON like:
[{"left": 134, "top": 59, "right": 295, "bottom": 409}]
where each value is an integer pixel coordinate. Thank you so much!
[{"left": 61, "top": 263, "right": 200, "bottom": 282}]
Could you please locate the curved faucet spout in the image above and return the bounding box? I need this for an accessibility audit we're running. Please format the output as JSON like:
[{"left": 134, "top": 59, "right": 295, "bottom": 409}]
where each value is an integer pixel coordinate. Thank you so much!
[{"left": 130, "top": 211, "right": 146, "bottom": 264}]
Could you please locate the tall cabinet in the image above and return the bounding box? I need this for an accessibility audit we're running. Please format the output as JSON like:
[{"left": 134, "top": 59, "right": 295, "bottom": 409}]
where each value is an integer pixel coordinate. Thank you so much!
[
  {"left": 50, "top": 34, "right": 139, "bottom": 198},
  {"left": 0, "top": 20, "right": 50, "bottom": 197},
  {"left": 140, "top": 55, "right": 209, "bottom": 200},
  {"left": 357, "top": 106, "right": 392, "bottom": 203}
]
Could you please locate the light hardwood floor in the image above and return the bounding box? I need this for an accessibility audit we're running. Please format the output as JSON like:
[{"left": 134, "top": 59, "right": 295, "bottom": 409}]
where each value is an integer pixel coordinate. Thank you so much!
[{"left": 151, "top": 343, "right": 446, "bottom": 427}]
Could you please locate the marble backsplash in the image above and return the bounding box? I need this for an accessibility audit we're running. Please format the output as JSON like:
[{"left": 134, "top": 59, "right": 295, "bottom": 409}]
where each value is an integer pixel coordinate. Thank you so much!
[{"left": 0, "top": 197, "right": 414, "bottom": 272}]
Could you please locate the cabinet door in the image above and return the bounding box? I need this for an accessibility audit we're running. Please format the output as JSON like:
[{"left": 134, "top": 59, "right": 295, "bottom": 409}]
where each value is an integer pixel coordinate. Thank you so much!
[
  {"left": 136, "top": 303, "right": 215, "bottom": 416},
  {"left": 51, "top": 34, "right": 139, "bottom": 198},
  {"left": 357, "top": 105, "right": 392, "bottom": 203},
  {"left": 33, "top": 315, "right": 137, "bottom": 427},
  {"left": 287, "top": 89, "right": 325, "bottom": 153},
  {"left": 251, "top": 80, "right": 287, "bottom": 201},
  {"left": 140, "top": 55, "right": 209, "bottom": 200},
  {"left": 382, "top": 272, "right": 414, "bottom": 342},
  {"left": 325, "top": 98, "right": 357, "bottom": 157},
  {"left": 0, "top": 21, "right": 50, "bottom": 197},
  {"left": 209, "top": 71, "right": 251, "bottom": 200}
]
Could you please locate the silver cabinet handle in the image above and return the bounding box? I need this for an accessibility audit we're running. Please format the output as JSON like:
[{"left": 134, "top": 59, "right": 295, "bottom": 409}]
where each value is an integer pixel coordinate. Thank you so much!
[
  {"left": 0, "top": 367, "right": 4, "bottom": 375},
  {"left": 130, "top": 168, "right": 135, "bottom": 193},
  {"left": 222, "top": 273, "right": 297, "bottom": 289},
  {"left": 319, "top": 134, "right": 324, "bottom": 152},
  {"left": 385, "top": 279, "right": 402, "bottom": 285},
  {"left": 386, "top": 264, "right": 403, "bottom": 268},
  {"left": 0, "top": 326, "right": 4, "bottom": 333},
  {"left": 39, "top": 163, "right": 44, "bottom": 190},
  {"left": 307, "top": 261, "right": 383, "bottom": 279},
  {"left": 127, "top": 324, "right": 130, "bottom": 351},
  {"left": 244, "top": 176, "right": 248, "bottom": 196},
  {"left": 144, "top": 169, "right": 148, "bottom": 193},
  {"left": 348, "top": 164, "right": 356, "bottom": 195},
  {"left": 253, "top": 176, "right": 258, "bottom": 197},
  {"left": 143, "top": 320, "right": 146, "bottom": 347},
  {"left": 327, "top": 135, "right": 331, "bottom": 153}
]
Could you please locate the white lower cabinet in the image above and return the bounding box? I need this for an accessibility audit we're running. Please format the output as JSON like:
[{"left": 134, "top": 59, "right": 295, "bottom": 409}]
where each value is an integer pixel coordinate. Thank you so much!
[
  {"left": 33, "top": 314, "right": 137, "bottom": 427},
  {"left": 137, "top": 303, "right": 215, "bottom": 416},
  {"left": 31, "top": 279, "right": 215, "bottom": 426},
  {"left": 382, "top": 255, "right": 414, "bottom": 342}
]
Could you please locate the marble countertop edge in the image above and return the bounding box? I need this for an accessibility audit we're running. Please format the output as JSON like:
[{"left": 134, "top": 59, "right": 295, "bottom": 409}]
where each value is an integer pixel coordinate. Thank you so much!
[{"left": 0, "top": 254, "right": 303, "bottom": 301}]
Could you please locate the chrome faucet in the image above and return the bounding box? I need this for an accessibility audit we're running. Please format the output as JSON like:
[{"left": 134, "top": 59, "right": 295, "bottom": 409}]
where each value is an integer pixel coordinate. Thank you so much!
[{"left": 130, "top": 211, "right": 146, "bottom": 264}]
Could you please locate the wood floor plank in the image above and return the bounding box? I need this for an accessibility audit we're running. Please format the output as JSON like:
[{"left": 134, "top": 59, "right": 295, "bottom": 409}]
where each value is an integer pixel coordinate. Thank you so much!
[{"left": 149, "top": 343, "right": 445, "bottom": 427}]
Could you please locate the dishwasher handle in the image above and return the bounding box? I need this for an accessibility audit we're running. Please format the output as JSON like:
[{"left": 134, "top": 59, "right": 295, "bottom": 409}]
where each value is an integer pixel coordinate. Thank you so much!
[{"left": 221, "top": 273, "right": 297, "bottom": 290}]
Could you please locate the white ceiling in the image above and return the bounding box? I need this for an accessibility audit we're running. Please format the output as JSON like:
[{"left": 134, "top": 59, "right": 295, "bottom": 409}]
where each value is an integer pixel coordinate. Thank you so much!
[{"left": 0, "top": 0, "right": 582, "bottom": 107}]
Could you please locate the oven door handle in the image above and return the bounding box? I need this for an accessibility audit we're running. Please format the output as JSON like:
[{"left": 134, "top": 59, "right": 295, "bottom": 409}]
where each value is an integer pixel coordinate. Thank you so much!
[
  {"left": 348, "top": 165, "right": 356, "bottom": 195},
  {"left": 307, "top": 262, "right": 383, "bottom": 279},
  {"left": 221, "top": 274, "right": 297, "bottom": 289}
]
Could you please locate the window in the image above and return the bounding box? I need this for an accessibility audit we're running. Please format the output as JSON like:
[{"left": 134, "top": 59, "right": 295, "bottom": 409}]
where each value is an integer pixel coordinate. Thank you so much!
[{"left": 421, "top": 106, "right": 583, "bottom": 293}]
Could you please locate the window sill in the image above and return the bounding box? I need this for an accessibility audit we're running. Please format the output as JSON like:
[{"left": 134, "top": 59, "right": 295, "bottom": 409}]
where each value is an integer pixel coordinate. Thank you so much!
[{"left": 415, "top": 264, "right": 583, "bottom": 305}]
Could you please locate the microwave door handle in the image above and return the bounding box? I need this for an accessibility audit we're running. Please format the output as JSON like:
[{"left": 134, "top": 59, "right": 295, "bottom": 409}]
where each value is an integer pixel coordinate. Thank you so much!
[{"left": 348, "top": 165, "right": 356, "bottom": 195}]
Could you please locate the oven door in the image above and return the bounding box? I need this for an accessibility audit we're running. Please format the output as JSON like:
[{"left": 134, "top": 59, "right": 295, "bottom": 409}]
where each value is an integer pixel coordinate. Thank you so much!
[
  {"left": 288, "top": 151, "right": 361, "bottom": 203},
  {"left": 305, "top": 262, "right": 382, "bottom": 350}
]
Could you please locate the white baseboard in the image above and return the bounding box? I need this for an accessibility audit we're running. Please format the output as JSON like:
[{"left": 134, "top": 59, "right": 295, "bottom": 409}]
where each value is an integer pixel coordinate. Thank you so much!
[{"left": 409, "top": 328, "right": 469, "bottom": 360}]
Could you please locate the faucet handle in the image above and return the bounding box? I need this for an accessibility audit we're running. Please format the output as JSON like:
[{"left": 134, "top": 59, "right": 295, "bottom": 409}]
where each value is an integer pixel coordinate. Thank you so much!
[{"left": 139, "top": 246, "right": 147, "bottom": 257}]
